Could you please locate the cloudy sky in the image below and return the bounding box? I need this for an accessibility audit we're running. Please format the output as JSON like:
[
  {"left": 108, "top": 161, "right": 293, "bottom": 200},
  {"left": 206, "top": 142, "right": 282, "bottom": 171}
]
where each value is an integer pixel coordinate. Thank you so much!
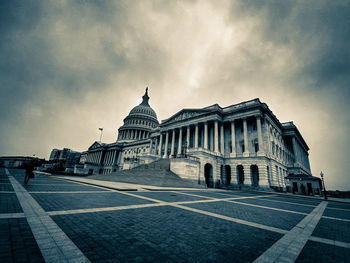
[{"left": 1, "top": 0, "right": 349, "bottom": 190}]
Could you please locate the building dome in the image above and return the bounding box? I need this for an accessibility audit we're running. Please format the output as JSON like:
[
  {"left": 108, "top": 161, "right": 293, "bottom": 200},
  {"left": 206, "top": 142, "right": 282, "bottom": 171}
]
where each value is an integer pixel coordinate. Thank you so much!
[{"left": 117, "top": 88, "right": 159, "bottom": 142}]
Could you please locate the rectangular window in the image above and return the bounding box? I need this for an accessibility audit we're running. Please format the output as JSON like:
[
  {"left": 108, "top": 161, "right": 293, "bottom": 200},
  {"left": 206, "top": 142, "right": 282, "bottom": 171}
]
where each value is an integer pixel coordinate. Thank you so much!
[
  {"left": 255, "top": 143, "right": 259, "bottom": 152},
  {"left": 242, "top": 144, "right": 245, "bottom": 153}
]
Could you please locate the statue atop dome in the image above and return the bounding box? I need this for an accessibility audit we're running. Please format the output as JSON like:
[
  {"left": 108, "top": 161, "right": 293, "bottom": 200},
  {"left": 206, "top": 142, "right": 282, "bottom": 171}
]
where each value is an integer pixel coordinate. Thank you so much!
[{"left": 141, "top": 87, "right": 150, "bottom": 106}]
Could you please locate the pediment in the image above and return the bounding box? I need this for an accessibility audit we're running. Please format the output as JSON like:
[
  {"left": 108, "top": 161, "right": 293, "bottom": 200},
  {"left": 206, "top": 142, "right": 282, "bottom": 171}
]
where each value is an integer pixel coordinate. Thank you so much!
[
  {"left": 162, "top": 109, "right": 210, "bottom": 125},
  {"left": 88, "top": 141, "right": 102, "bottom": 150}
]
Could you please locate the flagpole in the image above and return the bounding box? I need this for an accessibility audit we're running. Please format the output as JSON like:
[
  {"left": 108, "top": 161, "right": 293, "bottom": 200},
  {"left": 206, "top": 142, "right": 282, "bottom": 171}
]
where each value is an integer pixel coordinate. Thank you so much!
[{"left": 99, "top": 128, "right": 103, "bottom": 143}]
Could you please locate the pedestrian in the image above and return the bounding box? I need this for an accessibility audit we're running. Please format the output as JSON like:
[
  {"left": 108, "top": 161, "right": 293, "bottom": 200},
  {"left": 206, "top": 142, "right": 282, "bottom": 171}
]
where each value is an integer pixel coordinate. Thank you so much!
[{"left": 24, "top": 161, "right": 35, "bottom": 184}]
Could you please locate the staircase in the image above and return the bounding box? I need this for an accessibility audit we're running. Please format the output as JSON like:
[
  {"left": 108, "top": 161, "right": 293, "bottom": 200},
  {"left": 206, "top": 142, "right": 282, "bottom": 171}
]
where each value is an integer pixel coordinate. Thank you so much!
[{"left": 88, "top": 159, "right": 204, "bottom": 188}]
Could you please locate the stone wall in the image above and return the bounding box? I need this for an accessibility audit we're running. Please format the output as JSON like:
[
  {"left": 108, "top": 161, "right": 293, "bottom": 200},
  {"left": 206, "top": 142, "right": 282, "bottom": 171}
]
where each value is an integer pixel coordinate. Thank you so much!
[{"left": 170, "top": 158, "right": 200, "bottom": 182}]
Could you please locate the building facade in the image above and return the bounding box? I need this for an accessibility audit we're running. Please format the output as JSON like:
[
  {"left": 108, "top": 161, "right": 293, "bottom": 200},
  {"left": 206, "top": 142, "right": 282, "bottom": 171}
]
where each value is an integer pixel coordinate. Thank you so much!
[{"left": 80, "top": 89, "right": 318, "bottom": 192}]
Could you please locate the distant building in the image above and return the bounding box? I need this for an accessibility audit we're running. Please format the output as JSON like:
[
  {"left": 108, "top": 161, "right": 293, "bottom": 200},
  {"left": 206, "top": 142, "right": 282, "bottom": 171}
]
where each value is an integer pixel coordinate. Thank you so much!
[
  {"left": 49, "top": 149, "right": 60, "bottom": 161},
  {"left": 47, "top": 148, "right": 81, "bottom": 172},
  {"left": 79, "top": 89, "right": 321, "bottom": 194},
  {"left": 0, "top": 156, "right": 44, "bottom": 168}
]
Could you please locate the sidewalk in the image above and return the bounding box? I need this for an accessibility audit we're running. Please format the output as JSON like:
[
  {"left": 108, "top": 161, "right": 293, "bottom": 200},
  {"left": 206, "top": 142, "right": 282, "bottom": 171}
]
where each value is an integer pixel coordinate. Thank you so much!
[{"left": 51, "top": 175, "right": 209, "bottom": 192}]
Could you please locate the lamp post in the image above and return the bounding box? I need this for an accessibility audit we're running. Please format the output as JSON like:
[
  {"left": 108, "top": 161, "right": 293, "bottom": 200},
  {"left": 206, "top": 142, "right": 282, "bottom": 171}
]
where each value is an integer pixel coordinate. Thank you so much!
[{"left": 320, "top": 171, "right": 328, "bottom": 200}]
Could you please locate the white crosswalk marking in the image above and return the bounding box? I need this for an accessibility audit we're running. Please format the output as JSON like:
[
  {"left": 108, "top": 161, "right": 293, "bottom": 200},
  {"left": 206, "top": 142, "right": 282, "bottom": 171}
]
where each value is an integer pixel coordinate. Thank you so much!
[
  {"left": 8, "top": 171, "right": 90, "bottom": 263},
  {"left": 253, "top": 201, "right": 328, "bottom": 263}
]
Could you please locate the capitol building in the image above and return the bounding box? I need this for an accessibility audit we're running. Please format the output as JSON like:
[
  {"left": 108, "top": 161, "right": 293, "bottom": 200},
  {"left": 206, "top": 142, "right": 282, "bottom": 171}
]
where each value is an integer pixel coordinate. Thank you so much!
[{"left": 79, "top": 89, "right": 320, "bottom": 193}]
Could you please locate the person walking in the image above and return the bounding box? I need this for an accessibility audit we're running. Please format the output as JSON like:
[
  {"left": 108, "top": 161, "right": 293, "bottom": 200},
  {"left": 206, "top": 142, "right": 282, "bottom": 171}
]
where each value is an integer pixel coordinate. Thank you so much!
[{"left": 24, "top": 161, "right": 35, "bottom": 184}]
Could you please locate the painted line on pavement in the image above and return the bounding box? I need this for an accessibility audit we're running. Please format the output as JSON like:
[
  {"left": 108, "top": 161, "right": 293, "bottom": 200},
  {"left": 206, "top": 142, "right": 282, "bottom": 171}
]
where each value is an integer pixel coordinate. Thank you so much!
[
  {"left": 257, "top": 196, "right": 350, "bottom": 213},
  {"left": 172, "top": 203, "right": 287, "bottom": 234},
  {"left": 256, "top": 197, "right": 317, "bottom": 208},
  {"left": 48, "top": 203, "right": 168, "bottom": 216},
  {"left": 309, "top": 236, "right": 350, "bottom": 249},
  {"left": 322, "top": 215, "right": 350, "bottom": 222},
  {"left": 28, "top": 191, "right": 109, "bottom": 194},
  {"left": 227, "top": 200, "right": 308, "bottom": 216},
  {"left": 253, "top": 201, "right": 328, "bottom": 263},
  {"left": 47, "top": 196, "right": 269, "bottom": 216},
  {"left": 0, "top": 213, "right": 25, "bottom": 219},
  {"left": 178, "top": 191, "right": 307, "bottom": 216},
  {"left": 8, "top": 171, "right": 90, "bottom": 263}
]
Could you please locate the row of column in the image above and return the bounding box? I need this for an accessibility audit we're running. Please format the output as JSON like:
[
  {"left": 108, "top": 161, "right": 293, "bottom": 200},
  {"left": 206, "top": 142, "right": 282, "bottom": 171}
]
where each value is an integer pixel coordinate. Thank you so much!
[
  {"left": 103, "top": 150, "right": 117, "bottom": 166},
  {"left": 156, "top": 116, "right": 264, "bottom": 158},
  {"left": 86, "top": 151, "right": 102, "bottom": 165},
  {"left": 119, "top": 129, "right": 149, "bottom": 140}
]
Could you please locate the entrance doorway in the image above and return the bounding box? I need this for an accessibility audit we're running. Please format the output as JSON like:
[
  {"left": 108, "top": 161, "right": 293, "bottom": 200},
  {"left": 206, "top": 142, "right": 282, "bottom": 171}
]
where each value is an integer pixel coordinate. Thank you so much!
[
  {"left": 225, "top": 165, "right": 231, "bottom": 185},
  {"left": 204, "top": 163, "right": 213, "bottom": 188},
  {"left": 307, "top": 183, "right": 313, "bottom": 195},
  {"left": 237, "top": 165, "right": 244, "bottom": 185},
  {"left": 293, "top": 182, "right": 298, "bottom": 193},
  {"left": 251, "top": 165, "right": 259, "bottom": 187}
]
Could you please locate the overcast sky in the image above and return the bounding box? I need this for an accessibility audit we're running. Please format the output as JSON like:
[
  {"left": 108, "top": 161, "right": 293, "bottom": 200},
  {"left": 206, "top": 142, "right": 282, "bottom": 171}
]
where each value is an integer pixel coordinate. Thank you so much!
[{"left": 1, "top": 0, "right": 349, "bottom": 190}]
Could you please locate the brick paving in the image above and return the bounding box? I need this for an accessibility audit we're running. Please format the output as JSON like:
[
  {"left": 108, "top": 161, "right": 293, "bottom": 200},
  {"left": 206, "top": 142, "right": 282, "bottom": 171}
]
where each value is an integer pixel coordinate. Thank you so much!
[
  {"left": 183, "top": 200, "right": 306, "bottom": 230},
  {"left": 312, "top": 218, "right": 350, "bottom": 243},
  {"left": 296, "top": 240, "right": 350, "bottom": 263},
  {"left": 1, "top": 167, "right": 350, "bottom": 262},
  {"left": 0, "top": 193, "right": 23, "bottom": 213},
  {"left": 31, "top": 192, "right": 155, "bottom": 212},
  {"left": 0, "top": 218, "right": 44, "bottom": 263}
]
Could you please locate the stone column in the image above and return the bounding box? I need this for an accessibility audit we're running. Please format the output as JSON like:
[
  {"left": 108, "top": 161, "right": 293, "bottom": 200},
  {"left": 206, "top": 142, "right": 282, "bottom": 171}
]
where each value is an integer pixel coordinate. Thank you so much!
[
  {"left": 243, "top": 118, "right": 250, "bottom": 157},
  {"left": 204, "top": 122, "right": 208, "bottom": 149},
  {"left": 220, "top": 122, "right": 224, "bottom": 154},
  {"left": 231, "top": 121, "right": 236, "bottom": 157},
  {"left": 170, "top": 129, "right": 175, "bottom": 157},
  {"left": 292, "top": 137, "right": 298, "bottom": 164},
  {"left": 163, "top": 131, "right": 169, "bottom": 158},
  {"left": 257, "top": 116, "right": 264, "bottom": 155},
  {"left": 158, "top": 134, "right": 163, "bottom": 157},
  {"left": 186, "top": 126, "right": 190, "bottom": 148},
  {"left": 112, "top": 150, "right": 116, "bottom": 165},
  {"left": 98, "top": 151, "right": 102, "bottom": 165},
  {"left": 177, "top": 128, "right": 183, "bottom": 156},
  {"left": 214, "top": 121, "right": 219, "bottom": 153},
  {"left": 194, "top": 124, "right": 198, "bottom": 148},
  {"left": 154, "top": 137, "right": 158, "bottom": 155}
]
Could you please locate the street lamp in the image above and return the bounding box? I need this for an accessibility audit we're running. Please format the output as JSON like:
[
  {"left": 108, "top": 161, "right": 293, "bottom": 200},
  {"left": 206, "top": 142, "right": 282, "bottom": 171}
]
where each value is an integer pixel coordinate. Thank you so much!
[{"left": 320, "top": 171, "right": 328, "bottom": 200}]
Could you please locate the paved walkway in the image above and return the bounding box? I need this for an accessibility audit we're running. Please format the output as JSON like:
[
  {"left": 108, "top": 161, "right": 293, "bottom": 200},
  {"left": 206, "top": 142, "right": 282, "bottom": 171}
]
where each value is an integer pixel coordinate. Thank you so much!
[{"left": 1, "top": 168, "right": 350, "bottom": 262}]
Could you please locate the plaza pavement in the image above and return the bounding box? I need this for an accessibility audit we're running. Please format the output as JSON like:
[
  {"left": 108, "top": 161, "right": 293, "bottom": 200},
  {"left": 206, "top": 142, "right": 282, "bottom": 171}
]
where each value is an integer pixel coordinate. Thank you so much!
[{"left": 1, "top": 168, "right": 350, "bottom": 262}]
